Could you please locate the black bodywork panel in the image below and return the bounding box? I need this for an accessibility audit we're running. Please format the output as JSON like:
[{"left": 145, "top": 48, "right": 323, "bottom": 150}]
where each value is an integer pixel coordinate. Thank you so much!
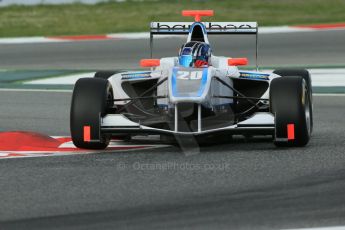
[{"left": 117, "top": 77, "right": 269, "bottom": 132}]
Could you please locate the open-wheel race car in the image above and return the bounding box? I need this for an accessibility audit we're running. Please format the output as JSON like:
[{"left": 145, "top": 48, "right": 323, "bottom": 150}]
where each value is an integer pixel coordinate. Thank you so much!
[{"left": 70, "top": 10, "right": 313, "bottom": 149}]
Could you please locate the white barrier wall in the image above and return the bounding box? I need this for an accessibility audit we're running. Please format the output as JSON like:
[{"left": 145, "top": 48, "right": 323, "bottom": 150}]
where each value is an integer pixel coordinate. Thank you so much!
[{"left": 0, "top": 0, "right": 112, "bottom": 6}]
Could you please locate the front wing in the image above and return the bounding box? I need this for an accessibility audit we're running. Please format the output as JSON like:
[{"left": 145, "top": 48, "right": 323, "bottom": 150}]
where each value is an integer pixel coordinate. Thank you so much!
[{"left": 100, "top": 112, "right": 275, "bottom": 137}]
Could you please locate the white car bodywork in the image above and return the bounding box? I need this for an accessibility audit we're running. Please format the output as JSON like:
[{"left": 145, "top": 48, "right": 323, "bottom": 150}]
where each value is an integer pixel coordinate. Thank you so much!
[{"left": 102, "top": 55, "right": 280, "bottom": 136}]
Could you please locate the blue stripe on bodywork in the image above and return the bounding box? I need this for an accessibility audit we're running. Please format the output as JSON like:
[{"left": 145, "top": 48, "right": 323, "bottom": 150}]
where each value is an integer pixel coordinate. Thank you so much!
[
  {"left": 121, "top": 71, "right": 151, "bottom": 80},
  {"left": 239, "top": 71, "right": 269, "bottom": 80}
]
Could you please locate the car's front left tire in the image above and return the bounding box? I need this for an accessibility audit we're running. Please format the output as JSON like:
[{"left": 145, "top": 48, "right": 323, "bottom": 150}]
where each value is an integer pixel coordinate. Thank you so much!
[
  {"left": 270, "top": 76, "right": 312, "bottom": 147},
  {"left": 273, "top": 68, "right": 313, "bottom": 132}
]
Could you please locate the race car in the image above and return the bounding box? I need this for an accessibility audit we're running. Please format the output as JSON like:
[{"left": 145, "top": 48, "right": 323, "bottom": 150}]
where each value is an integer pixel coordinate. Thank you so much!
[{"left": 70, "top": 10, "right": 313, "bottom": 149}]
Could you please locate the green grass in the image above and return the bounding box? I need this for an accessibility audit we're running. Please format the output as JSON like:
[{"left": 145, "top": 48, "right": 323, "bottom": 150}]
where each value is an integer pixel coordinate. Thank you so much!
[{"left": 1, "top": 0, "right": 345, "bottom": 37}]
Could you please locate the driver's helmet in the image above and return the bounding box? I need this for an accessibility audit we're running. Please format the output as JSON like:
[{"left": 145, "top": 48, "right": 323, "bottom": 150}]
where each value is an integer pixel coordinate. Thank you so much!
[{"left": 178, "top": 41, "right": 211, "bottom": 68}]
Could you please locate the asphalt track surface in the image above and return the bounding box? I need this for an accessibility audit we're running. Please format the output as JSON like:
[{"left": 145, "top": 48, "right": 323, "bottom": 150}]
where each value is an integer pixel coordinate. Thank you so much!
[
  {"left": 1, "top": 30, "right": 345, "bottom": 230},
  {"left": 1, "top": 93, "right": 345, "bottom": 230},
  {"left": 1, "top": 30, "right": 345, "bottom": 70}
]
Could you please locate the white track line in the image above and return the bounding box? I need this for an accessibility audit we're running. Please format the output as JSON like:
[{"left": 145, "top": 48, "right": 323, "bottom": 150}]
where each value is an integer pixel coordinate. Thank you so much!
[
  {"left": 314, "top": 93, "right": 345, "bottom": 96},
  {"left": 1, "top": 68, "right": 344, "bottom": 93},
  {"left": 0, "top": 37, "right": 71, "bottom": 44},
  {"left": 0, "top": 88, "right": 72, "bottom": 93},
  {"left": 25, "top": 72, "right": 95, "bottom": 85}
]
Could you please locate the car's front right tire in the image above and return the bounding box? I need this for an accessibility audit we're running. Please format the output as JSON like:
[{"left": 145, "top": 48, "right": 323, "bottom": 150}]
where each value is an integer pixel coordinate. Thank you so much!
[{"left": 70, "top": 78, "right": 113, "bottom": 149}]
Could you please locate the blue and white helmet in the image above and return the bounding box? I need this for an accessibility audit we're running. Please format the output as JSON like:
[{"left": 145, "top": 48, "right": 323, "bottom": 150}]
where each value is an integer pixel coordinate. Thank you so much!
[{"left": 178, "top": 41, "right": 211, "bottom": 68}]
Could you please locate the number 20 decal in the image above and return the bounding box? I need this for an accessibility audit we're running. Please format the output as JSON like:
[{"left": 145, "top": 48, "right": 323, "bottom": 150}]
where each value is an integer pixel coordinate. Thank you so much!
[{"left": 176, "top": 71, "right": 203, "bottom": 80}]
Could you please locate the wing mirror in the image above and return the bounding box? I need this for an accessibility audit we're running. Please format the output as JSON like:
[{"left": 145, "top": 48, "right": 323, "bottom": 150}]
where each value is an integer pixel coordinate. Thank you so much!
[
  {"left": 140, "top": 59, "right": 160, "bottom": 68},
  {"left": 228, "top": 58, "right": 248, "bottom": 66}
]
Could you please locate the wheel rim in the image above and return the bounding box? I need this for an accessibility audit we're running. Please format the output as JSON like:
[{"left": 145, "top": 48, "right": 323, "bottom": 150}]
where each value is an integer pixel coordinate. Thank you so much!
[{"left": 304, "top": 85, "right": 311, "bottom": 135}]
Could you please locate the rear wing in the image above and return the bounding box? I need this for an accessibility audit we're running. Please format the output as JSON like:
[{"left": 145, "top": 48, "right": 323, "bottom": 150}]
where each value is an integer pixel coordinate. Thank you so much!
[
  {"left": 149, "top": 22, "right": 259, "bottom": 70},
  {"left": 150, "top": 22, "right": 257, "bottom": 34}
]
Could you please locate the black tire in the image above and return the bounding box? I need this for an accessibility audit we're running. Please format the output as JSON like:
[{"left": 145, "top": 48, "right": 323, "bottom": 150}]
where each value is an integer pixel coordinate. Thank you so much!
[
  {"left": 273, "top": 68, "right": 313, "bottom": 132},
  {"left": 70, "top": 78, "right": 113, "bottom": 149},
  {"left": 94, "top": 71, "right": 117, "bottom": 80},
  {"left": 270, "top": 76, "right": 312, "bottom": 147}
]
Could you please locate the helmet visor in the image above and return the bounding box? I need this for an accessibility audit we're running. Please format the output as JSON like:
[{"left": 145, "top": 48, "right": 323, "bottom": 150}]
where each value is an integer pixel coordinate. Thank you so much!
[{"left": 179, "top": 55, "right": 193, "bottom": 67}]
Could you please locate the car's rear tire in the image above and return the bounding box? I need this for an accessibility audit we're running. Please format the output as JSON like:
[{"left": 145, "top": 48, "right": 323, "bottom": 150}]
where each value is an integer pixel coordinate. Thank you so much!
[
  {"left": 273, "top": 68, "right": 313, "bottom": 132},
  {"left": 94, "top": 71, "right": 117, "bottom": 80},
  {"left": 70, "top": 78, "right": 113, "bottom": 149},
  {"left": 270, "top": 76, "right": 312, "bottom": 147}
]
